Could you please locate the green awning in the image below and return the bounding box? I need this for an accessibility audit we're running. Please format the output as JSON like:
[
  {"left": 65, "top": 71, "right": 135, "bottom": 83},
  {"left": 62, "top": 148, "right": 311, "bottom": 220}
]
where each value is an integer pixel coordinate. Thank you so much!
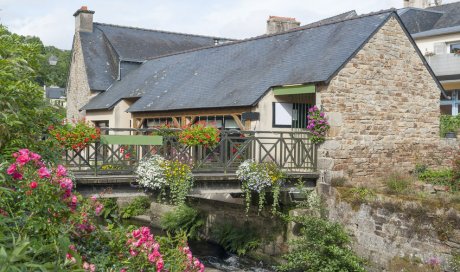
[
  {"left": 273, "top": 84, "right": 316, "bottom": 96},
  {"left": 100, "top": 135, "right": 163, "bottom": 145}
]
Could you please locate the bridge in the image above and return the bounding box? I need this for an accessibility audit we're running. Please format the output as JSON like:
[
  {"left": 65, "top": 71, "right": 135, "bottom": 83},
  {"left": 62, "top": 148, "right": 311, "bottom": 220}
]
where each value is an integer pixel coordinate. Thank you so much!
[{"left": 64, "top": 129, "right": 319, "bottom": 202}]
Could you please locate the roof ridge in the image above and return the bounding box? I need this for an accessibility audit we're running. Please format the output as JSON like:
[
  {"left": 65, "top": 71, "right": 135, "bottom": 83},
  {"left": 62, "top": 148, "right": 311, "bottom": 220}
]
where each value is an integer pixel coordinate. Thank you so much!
[
  {"left": 144, "top": 9, "right": 396, "bottom": 62},
  {"left": 399, "top": 7, "right": 445, "bottom": 14},
  {"left": 93, "top": 22, "right": 236, "bottom": 41}
]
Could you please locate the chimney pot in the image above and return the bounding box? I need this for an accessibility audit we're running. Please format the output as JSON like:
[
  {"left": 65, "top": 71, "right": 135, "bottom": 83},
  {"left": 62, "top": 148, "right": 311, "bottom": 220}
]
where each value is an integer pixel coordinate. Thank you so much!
[
  {"left": 73, "top": 6, "right": 95, "bottom": 33},
  {"left": 267, "top": 16, "right": 301, "bottom": 35}
]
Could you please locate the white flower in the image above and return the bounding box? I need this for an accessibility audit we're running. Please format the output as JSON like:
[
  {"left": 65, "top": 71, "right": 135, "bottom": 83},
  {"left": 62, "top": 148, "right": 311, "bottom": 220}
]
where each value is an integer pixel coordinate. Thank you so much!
[{"left": 136, "top": 155, "right": 168, "bottom": 190}]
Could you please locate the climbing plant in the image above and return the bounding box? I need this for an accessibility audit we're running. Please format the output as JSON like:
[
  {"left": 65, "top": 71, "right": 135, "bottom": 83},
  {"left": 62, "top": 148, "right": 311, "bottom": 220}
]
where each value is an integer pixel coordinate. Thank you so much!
[{"left": 306, "top": 105, "right": 330, "bottom": 144}]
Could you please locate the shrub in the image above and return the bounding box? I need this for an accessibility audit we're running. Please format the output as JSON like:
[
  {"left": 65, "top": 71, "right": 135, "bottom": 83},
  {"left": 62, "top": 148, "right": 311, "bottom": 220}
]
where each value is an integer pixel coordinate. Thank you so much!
[
  {"left": 211, "top": 222, "right": 260, "bottom": 256},
  {"left": 306, "top": 105, "right": 330, "bottom": 144},
  {"left": 450, "top": 252, "right": 460, "bottom": 272},
  {"left": 452, "top": 155, "right": 460, "bottom": 192},
  {"left": 440, "top": 114, "right": 460, "bottom": 137},
  {"left": 120, "top": 196, "right": 151, "bottom": 219},
  {"left": 178, "top": 123, "right": 220, "bottom": 147},
  {"left": 236, "top": 160, "right": 284, "bottom": 214},
  {"left": 277, "top": 215, "right": 366, "bottom": 272},
  {"left": 160, "top": 205, "right": 204, "bottom": 240},
  {"left": 419, "top": 169, "right": 453, "bottom": 188},
  {"left": 331, "top": 177, "right": 347, "bottom": 187},
  {"left": 136, "top": 155, "right": 194, "bottom": 205},
  {"left": 48, "top": 118, "right": 100, "bottom": 151},
  {"left": 1, "top": 149, "right": 206, "bottom": 271},
  {"left": 385, "top": 173, "right": 413, "bottom": 194}
]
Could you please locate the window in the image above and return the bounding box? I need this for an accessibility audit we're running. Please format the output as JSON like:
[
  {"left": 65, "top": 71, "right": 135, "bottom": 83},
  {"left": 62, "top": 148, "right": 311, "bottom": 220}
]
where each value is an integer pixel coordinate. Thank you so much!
[
  {"left": 449, "top": 42, "right": 460, "bottom": 54},
  {"left": 272, "top": 102, "right": 311, "bottom": 128}
]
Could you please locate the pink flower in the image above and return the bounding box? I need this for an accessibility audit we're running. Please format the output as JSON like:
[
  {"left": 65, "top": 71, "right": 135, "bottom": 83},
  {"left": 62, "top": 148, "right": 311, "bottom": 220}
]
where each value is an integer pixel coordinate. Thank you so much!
[
  {"left": 38, "top": 167, "right": 51, "bottom": 179},
  {"left": 29, "top": 181, "right": 38, "bottom": 189},
  {"left": 89, "top": 264, "right": 96, "bottom": 272},
  {"left": 29, "top": 152, "right": 41, "bottom": 161},
  {"left": 95, "top": 204, "right": 104, "bottom": 216},
  {"left": 129, "top": 249, "right": 138, "bottom": 256},
  {"left": 6, "top": 164, "right": 16, "bottom": 175},
  {"left": 69, "top": 244, "right": 76, "bottom": 251},
  {"left": 120, "top": 269, "right": 127, "bottom": 272},
  {"left": 56, "top": 165, "right": 67, "bottom": 177},
  {"left": 71, "top": 195, "right": 78, "bottom": 204},
  {"left": 132, "top": 229, "right": 141, "bottom": 239},
  {"left": 156, "top": 258, "right": 164, "bottom": 271},
  {"left": 59, "top": 178, "right": 73, "bottom": 190},
  {"left": 12, "top": 172, "right": 23, "bottom": 180},
  {"left": 83, "top": 262, "right": 90, "bottom": 269},
  {"left": 141, "top": 226, "right": 150, "bottom": 237},
  {"left": 90, "top": 195, "right": 97, "bottom": 202}
]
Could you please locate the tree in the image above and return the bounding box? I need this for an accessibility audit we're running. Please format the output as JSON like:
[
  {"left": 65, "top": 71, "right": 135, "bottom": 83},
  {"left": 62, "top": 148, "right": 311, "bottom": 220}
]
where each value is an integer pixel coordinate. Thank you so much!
[{"left": 0, "top": 25, "right": 62, "bottom": 161}]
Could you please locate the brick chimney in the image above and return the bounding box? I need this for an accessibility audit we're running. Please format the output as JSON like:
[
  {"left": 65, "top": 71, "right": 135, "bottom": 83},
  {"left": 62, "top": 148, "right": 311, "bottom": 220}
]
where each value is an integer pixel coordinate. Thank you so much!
[
  {"left": 73, "top": 6, "right": 95, "bottom": 33},
  {"left": 266, "top": 16, "right": 301, "bottom": 35}
]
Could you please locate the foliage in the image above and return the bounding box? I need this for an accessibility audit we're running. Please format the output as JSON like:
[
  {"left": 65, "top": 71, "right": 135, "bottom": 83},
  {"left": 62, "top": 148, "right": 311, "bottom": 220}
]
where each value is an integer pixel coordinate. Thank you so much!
[
  {"left": 306, "top": 105, "right": 330, "bottom": 144},
  {"left": 178, "top": 123, "right": 220, "bottom": 147},
  {"left": 384, "top": 173, "right": 413, "bottom": 194},
  {"left": 236, "top": 160, "right": 284, "bottom": 214},
  {"left": 419, "top": 168, "right": 454, "bottom": 188},
  {"left": 37, "top": 45, "right": 71, "bottom": 88},
  {"left": 277, "top": 215, "right": 366, "bottom": 272},
  {"left": 0, "top": 25, "right": 63, "bottom": 162},
  {"left": 48, "top": 118, "right": 100, "bottom": 151},
  {"left": 450, "top": 252, "right": 460, "bottom": 272},
  {"left": 160, "top": 205, "right": 204, "bottom": 240},
  {"left": 97, "top": 198, "right": 119, "bottom": 219},
  {"left": 136, "top": 155, "right": 194, "bottom": 205},
  {"left": 452, "top": 155, "right": 460, "bottom": 192},
  {"left": 330, "top": 177, "right": 347, "bottom": 187},
  {"left": 0, "top": 149, "right": 205, "bottom": 271},
  {"left": 211, "top": 222, "right": 260, "bottom": 256},
  {"left": 440, "top": 114, "right": 460, "bottom": 137},
  {"left": 120, "top": 196, "right": 151, "bottom": 219}
]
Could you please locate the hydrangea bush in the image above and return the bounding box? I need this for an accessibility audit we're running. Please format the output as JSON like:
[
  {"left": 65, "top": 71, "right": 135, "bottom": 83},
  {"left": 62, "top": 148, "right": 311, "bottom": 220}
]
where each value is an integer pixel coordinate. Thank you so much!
[
  {"left": 306, "top": 105, "right": 330, "bottom": 144},
  {"left": 236, "top": 160, "right": 284, "bottom": 214},
  {"left": 136, "top": 155, "right": 194, "bottom": 205}
]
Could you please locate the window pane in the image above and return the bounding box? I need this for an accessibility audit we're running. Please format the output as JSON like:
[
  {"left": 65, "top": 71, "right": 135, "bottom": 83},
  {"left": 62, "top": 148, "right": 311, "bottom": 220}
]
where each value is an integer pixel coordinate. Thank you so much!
[
  {"left": 450, "top": 43, "right": 460, "bottom": 53},
  {"left": 441, "top": 105, "right": 452, "bottom": 115},
  {"left": 274, "top": 102, "right": 293, "bottom": 126}
]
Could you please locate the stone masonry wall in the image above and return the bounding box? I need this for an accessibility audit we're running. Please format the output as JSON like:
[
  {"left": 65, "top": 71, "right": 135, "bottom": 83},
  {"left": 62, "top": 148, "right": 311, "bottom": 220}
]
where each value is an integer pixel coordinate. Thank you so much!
[
  {"left": 317, "top": 17, "right": 458, "bottom": 184},
  {"left": 66, "top": 32, "right": 91, "bottom": 119},
  {"left": 326, "top": 189, "right": 460, "bottom": 271}
]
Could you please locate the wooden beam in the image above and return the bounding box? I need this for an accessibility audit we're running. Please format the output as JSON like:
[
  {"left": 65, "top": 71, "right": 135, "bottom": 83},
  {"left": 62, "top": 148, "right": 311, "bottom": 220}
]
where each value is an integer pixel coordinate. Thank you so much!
[
  {"left": 231, "top": 114, "right": 245, "bottom": 130},
  {"left": 132, "top": 107, "right": 251, "bottom": 119},
  {"left": 171, "top": 117, "right": 181, "bottom": 128}
]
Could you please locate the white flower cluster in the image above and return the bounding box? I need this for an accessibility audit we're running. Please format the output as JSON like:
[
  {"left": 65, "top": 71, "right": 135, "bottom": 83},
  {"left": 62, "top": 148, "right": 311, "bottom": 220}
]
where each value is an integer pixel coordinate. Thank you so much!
[
  {"left": 136, "top": 155, "right": 168, "bottom": 190},
  {"left": 236, "top": 159, "right": 273, "bottom": 193}
]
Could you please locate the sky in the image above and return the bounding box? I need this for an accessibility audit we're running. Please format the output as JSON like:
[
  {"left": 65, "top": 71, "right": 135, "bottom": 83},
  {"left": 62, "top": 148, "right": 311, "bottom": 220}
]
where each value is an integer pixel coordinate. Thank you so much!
[{"left": 0, "top": 0, "right": 456, "bottom": 50}]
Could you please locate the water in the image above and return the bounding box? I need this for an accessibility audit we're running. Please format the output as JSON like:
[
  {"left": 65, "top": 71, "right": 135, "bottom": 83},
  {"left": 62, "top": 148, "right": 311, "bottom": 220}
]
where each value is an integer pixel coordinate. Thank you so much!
[
  {"left": 123, "top": 218, "right": 275, "bottom": 272},
  {"left": 189, "top": 240, "right": 274, "bottom": 272}
]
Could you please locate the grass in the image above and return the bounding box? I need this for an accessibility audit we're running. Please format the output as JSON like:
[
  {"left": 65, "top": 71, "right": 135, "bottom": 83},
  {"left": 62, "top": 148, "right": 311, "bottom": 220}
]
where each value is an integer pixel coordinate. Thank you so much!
[{"left": 384, "top": 173, "right": 413, "bottom": 194}]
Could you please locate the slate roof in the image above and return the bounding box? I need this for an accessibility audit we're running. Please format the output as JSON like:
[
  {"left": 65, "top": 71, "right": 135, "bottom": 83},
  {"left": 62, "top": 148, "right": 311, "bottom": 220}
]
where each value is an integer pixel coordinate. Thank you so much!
[
  {"left": 83, "top": 10, "right": 395, "bottom": 112},
  {"left": 79, "top": 23, "right": 233, "bottom": 91},
  {"left": 399, "top": 1, "right": 460, "bottom": 34},
  {"left": 45, "top": 87, "right": 66, "bottom": 99}
]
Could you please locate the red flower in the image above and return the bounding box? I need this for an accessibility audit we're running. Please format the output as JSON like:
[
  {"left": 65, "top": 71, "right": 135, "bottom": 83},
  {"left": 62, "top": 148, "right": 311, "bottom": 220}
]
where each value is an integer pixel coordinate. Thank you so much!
[{"left": 29, "top": 181, "right": 38, "bottom": 189}]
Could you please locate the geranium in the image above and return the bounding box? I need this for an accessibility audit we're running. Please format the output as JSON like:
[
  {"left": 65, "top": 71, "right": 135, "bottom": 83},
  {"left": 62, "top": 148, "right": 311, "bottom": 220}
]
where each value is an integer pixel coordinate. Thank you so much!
[
  {"left": 236, "top": 160, "right": 284, "bottom": 214},
  {"left": 48, "top": 118, "right": 100, "bottom": 151},
  {"left": 306, "top": 105, "right": 330, "bottom": 144},
  {"left": 179, "top": 123, "right": 220, "bottom": 147}
]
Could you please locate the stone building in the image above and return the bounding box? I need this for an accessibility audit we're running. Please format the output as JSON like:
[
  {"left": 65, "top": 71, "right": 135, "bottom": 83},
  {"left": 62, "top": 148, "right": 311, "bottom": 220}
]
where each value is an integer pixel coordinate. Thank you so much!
[
  {"left": 399, "top": 0, "right": 460, "bottom": 115},
  {"left": 67, "top": 7, "right": 448, "bottom": 182}
]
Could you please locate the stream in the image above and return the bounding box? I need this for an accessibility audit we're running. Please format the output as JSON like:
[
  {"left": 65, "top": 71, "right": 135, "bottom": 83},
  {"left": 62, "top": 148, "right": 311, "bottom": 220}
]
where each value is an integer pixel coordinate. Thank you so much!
[{"left": 124, "top": 218, "right": 275, "bottom": 272}]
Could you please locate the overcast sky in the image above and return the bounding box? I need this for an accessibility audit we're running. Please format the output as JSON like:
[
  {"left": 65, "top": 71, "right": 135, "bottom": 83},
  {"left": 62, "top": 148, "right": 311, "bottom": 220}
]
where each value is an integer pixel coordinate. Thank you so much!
[{"left": 0, "top": 0, "right": 456, "bottom": 49}]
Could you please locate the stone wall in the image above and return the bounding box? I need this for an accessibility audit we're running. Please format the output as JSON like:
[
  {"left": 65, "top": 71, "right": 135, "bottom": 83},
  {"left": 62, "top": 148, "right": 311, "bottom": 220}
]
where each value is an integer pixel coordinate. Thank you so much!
[
  {"left": 317, "top": 17, "right": 457, "bottom": 184},
  {"left": 66, "top": 32, "right": 91, "bottom": 119},
  {"left": 326, "top": 188, "right": 460, "bottom": 271}
]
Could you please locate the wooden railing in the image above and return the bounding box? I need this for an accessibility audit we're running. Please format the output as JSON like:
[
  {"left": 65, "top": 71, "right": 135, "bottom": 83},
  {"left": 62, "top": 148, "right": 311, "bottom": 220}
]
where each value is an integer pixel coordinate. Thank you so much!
[{"left": 63, "top": 129, "right": 317, "bottom": 175}]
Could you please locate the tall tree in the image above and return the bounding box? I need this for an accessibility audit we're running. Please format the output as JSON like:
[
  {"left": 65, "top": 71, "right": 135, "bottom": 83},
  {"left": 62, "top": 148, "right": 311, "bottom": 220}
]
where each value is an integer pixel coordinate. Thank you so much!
[{"left": 0, "top": 25, "right": 62, "bottom": 161}]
